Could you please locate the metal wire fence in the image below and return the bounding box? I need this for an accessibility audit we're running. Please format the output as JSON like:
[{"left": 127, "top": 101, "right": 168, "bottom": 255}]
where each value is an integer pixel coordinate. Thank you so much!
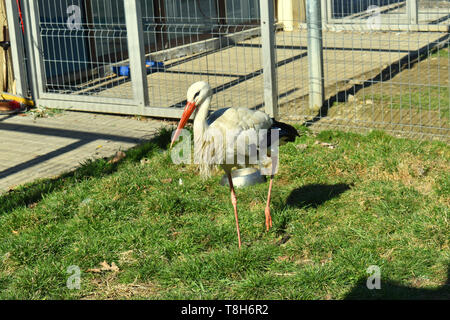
[
  {"left": 139, "top": 0, "right": 264, "bottom": 110},
  {"left": 6, "top": 0, "right": 449, "bottom": 141},
  {"left": 36, "top": 0, "right": 131, "bottom": 98},
  {"left": 311, "top": 0, "right": 450, "bottom": 139}
]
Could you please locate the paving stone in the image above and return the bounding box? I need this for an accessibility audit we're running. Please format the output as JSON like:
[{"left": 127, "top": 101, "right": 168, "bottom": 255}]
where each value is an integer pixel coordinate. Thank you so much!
[{"left": 0, "top": 111, "right": 171, "bottom": 193}]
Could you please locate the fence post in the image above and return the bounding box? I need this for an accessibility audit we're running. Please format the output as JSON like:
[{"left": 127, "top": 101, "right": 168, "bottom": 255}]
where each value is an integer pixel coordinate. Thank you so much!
[
  {"left": 406, "top": 0, "right": 418, "bottom": 25},
  {"left": 260, "top": 0, "right": 278, "bottom": 119},
  {"left": 124, "top": 0, "right": 149, "bottom": 108},
  {"left": 306, "top": 0, "right": 324, "bottom": 112},
  {"left": 21, "top": 1, "right": 45, "bottom": 102},
  {"left": 321, "top": 0, "right": 328, "bottom": 25},
  {"left": 326, "top": 0, "right": 333, "bottom": 21},
  {"left": 4, "top": 0, "right": 28, "bottom": 97}
]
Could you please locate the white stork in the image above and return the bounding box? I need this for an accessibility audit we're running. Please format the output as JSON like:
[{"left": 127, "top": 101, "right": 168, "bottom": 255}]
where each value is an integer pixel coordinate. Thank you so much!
[{"left": 170, "top": 81, "right": 298, "bottom": 248}]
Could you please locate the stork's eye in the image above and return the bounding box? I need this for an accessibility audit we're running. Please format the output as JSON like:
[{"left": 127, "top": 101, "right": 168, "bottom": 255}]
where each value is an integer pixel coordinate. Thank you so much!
[{"left": 193, "top": 91, "right": 200, "bottom": 100}]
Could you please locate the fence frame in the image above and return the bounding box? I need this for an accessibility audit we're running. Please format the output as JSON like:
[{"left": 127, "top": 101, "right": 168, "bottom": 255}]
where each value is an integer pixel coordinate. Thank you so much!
[
  {"left": 306, "top": 0, "right": 324, "bottom": 112},
  {"left": 19, "top": 0, "right": 189, "bottom": 118},
  {"left": 14, "top": 0, "right": 278, "bottom": 119},
  {"left": 260, "top": 0, "right": 278, "bottom": 118}
]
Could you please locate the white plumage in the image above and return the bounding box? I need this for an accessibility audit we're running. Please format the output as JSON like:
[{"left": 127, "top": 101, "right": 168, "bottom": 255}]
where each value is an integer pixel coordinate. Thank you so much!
[{"left": 171, "top": 81, "right": 298, "bottom": 248}]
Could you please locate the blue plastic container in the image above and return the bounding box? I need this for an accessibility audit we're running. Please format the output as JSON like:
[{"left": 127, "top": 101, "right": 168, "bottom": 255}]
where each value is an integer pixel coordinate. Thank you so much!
[
  {"left": 111, "top": 60, "right": 164, "bottom": 77},
  {"left": 111, "top": 65, "right": 130, "bottom": 77}
]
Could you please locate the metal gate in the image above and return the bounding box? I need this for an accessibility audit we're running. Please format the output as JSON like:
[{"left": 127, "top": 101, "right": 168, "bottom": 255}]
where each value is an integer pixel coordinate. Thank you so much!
[
  {"left": 5, "top": 0, "right": 450, "bottom": 140},
  {"left": 6, "top": 0, "right": 273, "bottom": 119}
]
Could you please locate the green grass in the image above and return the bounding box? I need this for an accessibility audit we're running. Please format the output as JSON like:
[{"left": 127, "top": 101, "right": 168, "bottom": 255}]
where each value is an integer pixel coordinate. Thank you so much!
[
  {"left": 24, "top": 106, "right": 65, "bottom": 119},
  {"left": 369, "top": 86, "right": 449, "bottom": 120},
  {"left": 431, "top": 47, "right": 449, "bottom": 59},
  {"left": 331, "top": 46, "right": 450, "bottom": 121},
  {"left": 0, "top": 128, "right": 449, "bottom": 299}
]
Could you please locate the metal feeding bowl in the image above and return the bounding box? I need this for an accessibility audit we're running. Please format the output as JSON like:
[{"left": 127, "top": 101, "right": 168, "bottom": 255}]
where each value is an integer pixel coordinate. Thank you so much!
[{"left": 220, "top": 168, "right": 266, "bottom": 188}]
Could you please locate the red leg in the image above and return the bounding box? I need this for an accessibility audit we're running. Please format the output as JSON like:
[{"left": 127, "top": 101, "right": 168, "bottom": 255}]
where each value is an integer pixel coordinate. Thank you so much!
[
  {"left": 265, "top": 175, "right": 274, "bottom": 231},
  {"left": 227, "top": 173, "right": 242, "bottom": 248}
]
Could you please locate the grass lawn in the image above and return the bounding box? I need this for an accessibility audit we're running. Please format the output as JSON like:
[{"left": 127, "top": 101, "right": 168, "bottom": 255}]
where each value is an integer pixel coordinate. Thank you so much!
[
  {"left": 368, "top": 85, "right": 449, "bottom": 120},
  {"left": 324, "top": 45, "right": 450, "bottom": 130},
  {"left": 384, "top": 47, "right": 449, "bottom": 119},
  {"left": 0, "top": 127, "right": 448, "bottom": 299}
]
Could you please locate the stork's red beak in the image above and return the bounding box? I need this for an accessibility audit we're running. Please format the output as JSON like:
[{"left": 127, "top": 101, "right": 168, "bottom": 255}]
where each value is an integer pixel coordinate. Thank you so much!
[{"left": 170, "top": 101, "right": 197, "bottom": 148}]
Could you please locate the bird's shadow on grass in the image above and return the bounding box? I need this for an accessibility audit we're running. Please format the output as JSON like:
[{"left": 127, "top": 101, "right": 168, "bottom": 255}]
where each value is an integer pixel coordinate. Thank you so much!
[
  {"left": 272, "top": 183, "right": 352, "bottom": 238},
  {"left": 344, "top": 266, "right": 450, "bottom": 300},
  {"left": 284, "top": 183, "right": 352, "bottom": 209}
]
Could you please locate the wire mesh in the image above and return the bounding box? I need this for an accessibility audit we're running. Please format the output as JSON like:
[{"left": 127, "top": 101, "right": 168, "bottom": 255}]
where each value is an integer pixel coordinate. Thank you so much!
[
  {"left": 15, "top": 0, "right": 450, "bottom": 141},
  {"left": 276, "top": 0, "right": 449, "bottom": 140},
  {"left": 36, "top": 0, "right": 132, "bottom": 98},
  {"left": 327, "top": 0, "right": 450, "bottom": 27},
  {"left": 139, "top": 0, "right": 264, "bottom": 110}
]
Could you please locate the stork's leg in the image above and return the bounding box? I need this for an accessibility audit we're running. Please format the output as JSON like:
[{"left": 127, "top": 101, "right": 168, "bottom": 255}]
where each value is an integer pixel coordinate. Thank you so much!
[
  {"left": 264, "top": 175, "right": 274, "bottom": 231},
  {"left": 227, "top": 173, "right": 242, "bottom": 248}
]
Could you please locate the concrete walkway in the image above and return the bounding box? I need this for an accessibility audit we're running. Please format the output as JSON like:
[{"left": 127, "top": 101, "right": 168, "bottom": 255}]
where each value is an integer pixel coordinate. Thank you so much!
[{"left": 0, "top": 110, "right": 171, "bottom": 193}]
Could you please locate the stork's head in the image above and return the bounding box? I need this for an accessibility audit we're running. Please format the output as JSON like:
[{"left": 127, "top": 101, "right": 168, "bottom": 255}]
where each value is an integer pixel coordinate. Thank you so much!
[
  {"left": 170, "top": 81, "right": 212, "bottom": 148},
  {"left": 186, "top": 81, "right": 212, "bottom": 105}
]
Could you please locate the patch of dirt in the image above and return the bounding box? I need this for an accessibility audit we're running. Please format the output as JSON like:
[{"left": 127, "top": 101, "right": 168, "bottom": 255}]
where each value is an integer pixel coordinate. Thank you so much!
[
  {"left": 337, "top": 151, "right": 449, "bottom": 195},
  {"left": 82, "top": 278, "right": 160, "bottom": 300},
  {"left": 408, "top": 277, "right": 443, "bottom": 289},
  {"left": 119, "top": 250, "right": 138, "bottom": 265},
  {"left": 366, "top": 155, "right": 439, "bottom": 194},
  {"left": 0, "top": 252, "right": 17, "bottom": 276},
  {"left": 81, "top": 253, "right": 160, "bottom": 299},
  {"left": 87, "top": 261, "right": 120, "bottom": 274}
]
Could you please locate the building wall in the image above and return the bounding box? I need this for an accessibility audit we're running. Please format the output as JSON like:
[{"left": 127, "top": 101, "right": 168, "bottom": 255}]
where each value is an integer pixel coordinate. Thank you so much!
[{"left": 331, "top": 0, "right": 403, "bottom": 18}]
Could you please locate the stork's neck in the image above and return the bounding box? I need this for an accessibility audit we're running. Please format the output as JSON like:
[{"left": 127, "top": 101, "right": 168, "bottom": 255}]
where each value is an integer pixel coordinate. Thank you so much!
[{"left": 193, "top": 96, "right": 211, "bottom": 138}]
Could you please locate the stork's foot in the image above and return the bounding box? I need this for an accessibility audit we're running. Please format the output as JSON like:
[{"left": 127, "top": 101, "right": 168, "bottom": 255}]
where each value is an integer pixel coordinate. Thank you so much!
[{"left": 265, "top": 206, "right": 273, "bottom": 231}]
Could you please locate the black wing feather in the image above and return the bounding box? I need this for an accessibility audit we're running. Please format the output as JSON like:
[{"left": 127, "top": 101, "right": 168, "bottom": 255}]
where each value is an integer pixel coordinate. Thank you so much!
[{"left": 267, "top": 120, "right": 300, "bottom": 147}]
